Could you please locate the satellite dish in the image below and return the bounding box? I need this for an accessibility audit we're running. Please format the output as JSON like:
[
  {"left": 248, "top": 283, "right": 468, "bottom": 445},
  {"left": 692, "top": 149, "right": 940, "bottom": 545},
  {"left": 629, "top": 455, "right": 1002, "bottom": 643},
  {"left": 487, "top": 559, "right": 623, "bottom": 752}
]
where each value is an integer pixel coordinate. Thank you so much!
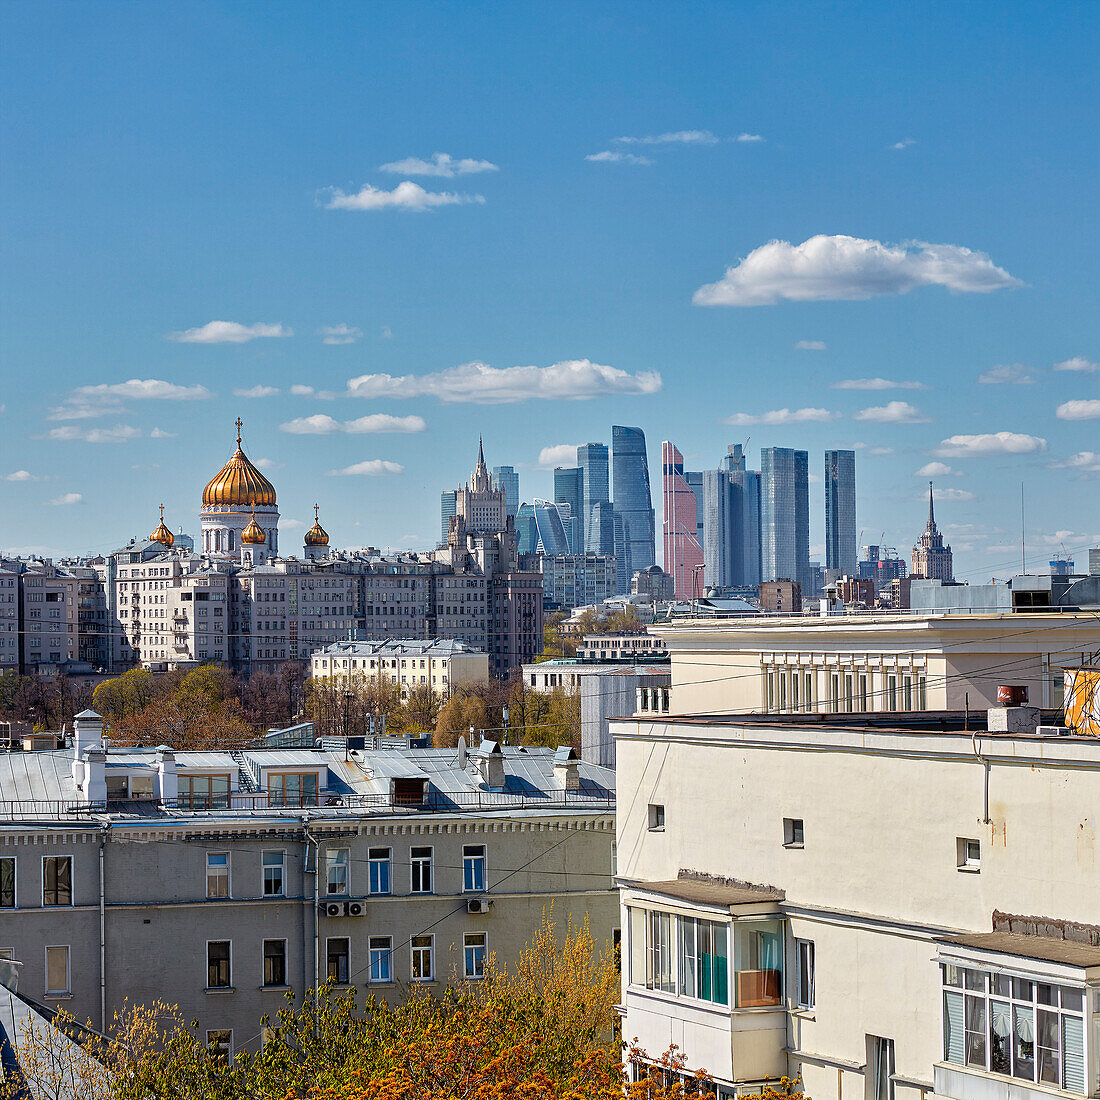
[{"left": 457, "top": 735, "right": 467, "bottom": 770}]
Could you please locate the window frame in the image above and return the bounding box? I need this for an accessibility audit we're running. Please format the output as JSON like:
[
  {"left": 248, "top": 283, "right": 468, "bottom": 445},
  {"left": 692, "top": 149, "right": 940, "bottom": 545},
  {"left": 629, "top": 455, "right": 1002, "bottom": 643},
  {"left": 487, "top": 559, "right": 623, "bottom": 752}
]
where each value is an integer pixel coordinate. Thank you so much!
[
  {"left": 326, "top": 937, "right": 350, "bottom": 985},
  {"left": 206, "top": 940, "right": 232, "bottom": 990},
  {"left": 44, "top": 944, "right": 70, "bottom": 996},
  {"left": 262, "top": 849, "right": 286, "bottom": 897},
  {"left": 0, "top": 856, "right": 14, "bottom": 908},
  {"left": 783, "top": 818, "right": 805, "bottom": 849},
  {"left": 206, "top": 852, "right": 230, "bottom": 899},
  {"left": 464, "top": 932, "right": 488, "bottom": 980},
  {"left": 368, "top": 847, "right": 392, "bottom": 896},
  {"left": 207, "top": 1030, "right": 233, "bottom": 1064},
  {"left": 42, "top": 855, "right": 72, "bottom": 907},
  {"left": 462, "top": 844, "right": 486, "bottom": 893},
  {"left": 410, "top": 846, "right": 433, "bottom": 894},
  {"left": 368, "top": 936, "right": 392, "bottom": 984},
  {"left": 262, "top": 938, "right": 287, "bottom": 988},
  {"left": 795, "top": 939, "right": 815, "bottom": 1010},
  {"left": 956, "top": 837, "right": 981, "bottom": 872},
  {"left": 411, "top": 934, "right": 434, "bottom": 982},
  {"left": 325, "top": 847, "right": 349, "bottom": 896},
  {"left": 647, "top": 804, "right": 665, "bottom": 831}
]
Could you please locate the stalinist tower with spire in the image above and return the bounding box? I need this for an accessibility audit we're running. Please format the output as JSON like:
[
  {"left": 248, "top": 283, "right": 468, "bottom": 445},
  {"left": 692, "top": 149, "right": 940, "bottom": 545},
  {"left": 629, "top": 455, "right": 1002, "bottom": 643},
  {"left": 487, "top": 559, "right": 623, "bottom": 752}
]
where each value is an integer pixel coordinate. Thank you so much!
[
  {"left": 911, "top": 482, "right": 954, "bottom": 581},
  {"left": 454, "top": 437, "right": 508, "bottom": 533}
]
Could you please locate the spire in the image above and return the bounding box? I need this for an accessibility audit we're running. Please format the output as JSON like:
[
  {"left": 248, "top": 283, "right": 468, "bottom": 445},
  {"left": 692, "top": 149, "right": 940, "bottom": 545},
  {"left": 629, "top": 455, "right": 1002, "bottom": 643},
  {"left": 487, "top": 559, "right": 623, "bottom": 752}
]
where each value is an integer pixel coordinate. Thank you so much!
[
  {"left": 477, "top": 435, "right": 485, "bottom": 467},
  {"left": 472, "top": 436, "right": 490, "bottom": 491},
  {"left": 927, "top": 481, "right": 935, "bottom": 530}
]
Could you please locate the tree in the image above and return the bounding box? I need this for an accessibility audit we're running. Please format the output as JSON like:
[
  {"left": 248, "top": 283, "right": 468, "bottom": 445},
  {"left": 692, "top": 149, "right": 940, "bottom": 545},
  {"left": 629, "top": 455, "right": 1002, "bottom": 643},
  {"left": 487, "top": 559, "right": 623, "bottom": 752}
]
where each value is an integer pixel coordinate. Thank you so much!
[
  {"left": 92, "top": 668, "right": 157, "bottom": 726},
  {"left": 400, "top": 683, "right": 440, "bottom": 732}
]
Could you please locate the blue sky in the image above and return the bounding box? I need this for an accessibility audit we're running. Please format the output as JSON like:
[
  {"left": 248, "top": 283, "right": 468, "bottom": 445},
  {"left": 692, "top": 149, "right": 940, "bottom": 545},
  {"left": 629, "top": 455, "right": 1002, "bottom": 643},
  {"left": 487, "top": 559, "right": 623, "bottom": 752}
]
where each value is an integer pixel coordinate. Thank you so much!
[{"left": 3, "top": 2, "right": 1100, "bottom": 577}]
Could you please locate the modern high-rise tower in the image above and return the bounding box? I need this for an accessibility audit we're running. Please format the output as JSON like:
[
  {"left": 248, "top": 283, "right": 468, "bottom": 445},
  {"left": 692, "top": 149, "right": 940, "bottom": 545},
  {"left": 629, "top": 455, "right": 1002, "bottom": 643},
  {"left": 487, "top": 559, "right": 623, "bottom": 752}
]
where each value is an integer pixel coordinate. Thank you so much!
[
  {"left": 492, "top": 466, "right": 520, "bottom": 518},
  {"left": 553, "top": 466, "right": 584, "bottom": 553},
  {"left": 825, "top": 449, "right": 857, "bottom": 575},
  {"left": 761, "top": 446, "right": 810, "bottom": 594},
  {"left": 577, "top": 443, "right": 612, "bottom": 554},
  {"left": 612, "top": 425, "right": 656, "bottom": 576},
  {"left": 662, "top": 440, "right": 705, "bottom": 600}
]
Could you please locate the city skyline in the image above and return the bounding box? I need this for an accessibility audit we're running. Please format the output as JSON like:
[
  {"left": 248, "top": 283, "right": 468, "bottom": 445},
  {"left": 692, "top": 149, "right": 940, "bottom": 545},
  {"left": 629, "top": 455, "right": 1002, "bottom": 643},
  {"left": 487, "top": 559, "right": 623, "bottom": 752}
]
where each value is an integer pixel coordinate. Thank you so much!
[{"left": 5, "top": 5, "right": 1100, "bottom": 578}]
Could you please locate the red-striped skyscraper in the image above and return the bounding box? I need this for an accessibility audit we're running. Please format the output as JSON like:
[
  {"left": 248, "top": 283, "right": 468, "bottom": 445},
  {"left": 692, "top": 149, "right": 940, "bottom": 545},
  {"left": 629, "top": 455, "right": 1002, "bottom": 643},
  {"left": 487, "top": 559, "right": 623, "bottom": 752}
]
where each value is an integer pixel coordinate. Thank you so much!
[{"left": 661, "top": 440, "right": 704, "bottom": 600}]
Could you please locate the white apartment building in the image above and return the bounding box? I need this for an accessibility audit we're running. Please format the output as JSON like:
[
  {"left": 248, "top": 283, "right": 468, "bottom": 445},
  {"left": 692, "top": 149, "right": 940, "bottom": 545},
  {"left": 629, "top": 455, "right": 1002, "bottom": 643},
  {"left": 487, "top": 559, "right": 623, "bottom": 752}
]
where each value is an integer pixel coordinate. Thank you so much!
[
  {"left": 311, "top": 639, "right": 489, "bottom": 699},
  {"left": 613, "top": 700, "right": 1100, "bottom": 1100},
  {"left": 576, "top": 632, "right": 668, "bottom": 662},
  {"left": 655, "top": 611, "right": 1100, "bottom": 716}
]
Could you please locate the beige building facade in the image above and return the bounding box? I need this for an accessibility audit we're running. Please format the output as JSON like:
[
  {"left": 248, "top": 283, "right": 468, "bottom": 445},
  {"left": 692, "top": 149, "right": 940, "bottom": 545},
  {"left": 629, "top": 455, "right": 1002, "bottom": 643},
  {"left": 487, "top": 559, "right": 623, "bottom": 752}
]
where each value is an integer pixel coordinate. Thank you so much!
[{"left": 310, "top": 639, "right": 489, "bottom": 699}]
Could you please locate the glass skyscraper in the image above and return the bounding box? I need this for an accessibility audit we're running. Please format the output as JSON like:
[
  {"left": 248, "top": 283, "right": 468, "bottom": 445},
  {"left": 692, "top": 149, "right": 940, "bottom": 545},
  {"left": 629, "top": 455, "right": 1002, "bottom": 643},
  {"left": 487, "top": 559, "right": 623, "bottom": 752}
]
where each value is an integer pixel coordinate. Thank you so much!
[
  {"left": 492, "top": 465, "right": 520, "bottom": 518},
  {"left": 825, "top": 450, "right": 857, "bottom": 575},
  {"left": 440, "top": 489, "right": 457, "bottom": 544},
  {"left": 612, "top": 425, "right": 656, "bottom": 575},
  {"left": 577, "top": 443, "right": 612, "bottom": 554},
  {"left": 760, "top": 447, "right": 810, "bottom": 594},
  {"left": 661, "top": 440, "right": 704, "bottom": 600},
  {"left": 553, "top": 466, "right": 584, "bottom": 553}
]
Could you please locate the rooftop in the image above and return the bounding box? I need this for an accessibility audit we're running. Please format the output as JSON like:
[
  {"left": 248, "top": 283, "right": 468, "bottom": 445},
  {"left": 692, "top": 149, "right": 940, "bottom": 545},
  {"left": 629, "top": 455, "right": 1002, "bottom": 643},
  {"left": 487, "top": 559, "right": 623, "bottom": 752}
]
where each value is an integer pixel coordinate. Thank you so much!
[
  {"left": 314, "top": 639, "right": 485, "bottom": 657},
  {"left": 940, "top": 932, "right": 1100, "bottom": 970},
  {"left": 625, "top": 876, "right": 785, "bottom": 908}
]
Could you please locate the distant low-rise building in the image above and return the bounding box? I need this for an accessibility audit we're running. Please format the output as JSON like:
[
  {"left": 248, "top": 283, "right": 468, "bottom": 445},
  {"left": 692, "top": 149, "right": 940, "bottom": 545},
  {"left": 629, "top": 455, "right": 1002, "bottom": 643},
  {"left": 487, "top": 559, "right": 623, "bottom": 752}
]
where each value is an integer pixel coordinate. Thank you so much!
[
  {"left": 632, "top": 565, "right": 675, "bottom": 603},
  {"left": 576, "top": 633, "right": 667, "bottom": 662},
  {"left": 311, "top": 639, "right": 489, "bottom": 699},
  {"left": 758, "top": 579, "right": 802, "bottom": 614}
]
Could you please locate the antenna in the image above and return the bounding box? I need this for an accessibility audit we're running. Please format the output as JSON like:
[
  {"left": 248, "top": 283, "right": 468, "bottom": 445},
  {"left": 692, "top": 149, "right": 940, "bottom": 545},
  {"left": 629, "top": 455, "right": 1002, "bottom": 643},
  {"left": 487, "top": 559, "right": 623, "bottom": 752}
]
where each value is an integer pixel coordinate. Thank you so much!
[{"left": 1021, "top": 482, "right": 1026, "bottom": 574}]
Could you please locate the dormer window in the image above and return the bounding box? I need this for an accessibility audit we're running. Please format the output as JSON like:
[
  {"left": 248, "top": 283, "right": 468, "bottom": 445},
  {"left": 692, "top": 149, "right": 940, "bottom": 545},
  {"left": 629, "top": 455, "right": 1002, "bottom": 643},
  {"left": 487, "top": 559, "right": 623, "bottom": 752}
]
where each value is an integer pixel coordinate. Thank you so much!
[{"left": 268, "top": 772, "right": 319, "bottom": 808}]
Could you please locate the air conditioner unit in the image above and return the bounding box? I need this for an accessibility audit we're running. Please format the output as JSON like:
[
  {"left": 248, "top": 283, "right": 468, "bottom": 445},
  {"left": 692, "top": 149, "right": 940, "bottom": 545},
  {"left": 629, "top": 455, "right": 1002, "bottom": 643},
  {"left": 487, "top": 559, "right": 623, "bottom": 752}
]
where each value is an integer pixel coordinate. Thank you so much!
[
  {"left": 321, "top": 901, "right": 344, "bottom": 917},
  {"left": 345, "top": 900, "right": 366, "bottom": 917},
  {"left": 467, "top": 897, "right": 491, "bottom": 915},
  {"left": 1037, "top": 725, "right": 1072, "bottom": 737}
]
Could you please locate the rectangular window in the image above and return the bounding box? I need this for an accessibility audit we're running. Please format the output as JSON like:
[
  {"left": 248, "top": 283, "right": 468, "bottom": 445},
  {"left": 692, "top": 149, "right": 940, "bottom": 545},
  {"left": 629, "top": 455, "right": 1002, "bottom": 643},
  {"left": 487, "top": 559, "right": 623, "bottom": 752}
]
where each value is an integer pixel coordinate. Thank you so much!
[
  {"left": 207, "top": 941, "right": 231, "bottom": 989},
  {"left": 263, "top": 939, "right": 286, "bottom": 987},
  {"left": 734, "top": 919, "right": 783, "bottom": 1008},
  {"left": 207, "top": 1030, "right": 232, "bottom": 1064},
  {"left": 647, "top": 804, "right": 665, "bottom": 831},
  {"left": 868, "top": 1036, "right": 894, "bottom": 1100},
  {"left": 956, "top": 838, "right": 981, "bottom": 871},
  {"left": 462, "top": 845, "right": 486, "bottom": 892},
  {"left": 327, "top": 937, "right": 350, "bottom": 984},
  {"left": 262, "top": 850, "right": 285, "bottom": 896},
  {"left": 678, "top": 916, "right": 728, "bottom": 1005},
  {"left": 887, "top": 675, "right": 898, "bottom": 711},
  {"left": 410, "top": 846, "right": 432, "bottom": 893},
  {"left": 368, "top": 848, "right": 391, "bottom": 895},
  {"left": 783, "top": 818, "right": 805, "bottom": 848},
  {"left": 207, "top": 852, "right": 229, "bottom": 898},
  {"left": 464, "top": 932, "right": 488, "bottom": 979},
  {"left": 629, "top": 907, "right": 646, "bottom": 986},
  {"left": 45, "top": 945, "right": 70, "bottom": 995},
  {"left": 180, "top": 774, "right": 231, "bottom": 810},
  {"left": 268, "top": 772, "right": 319, "bottom": 808},
  {"left": 43, "top": 856, "right": 72, "bottom": 907},
  {"left": 369, "top": 936, "right": 392, "bottom": 983},
  {"left": 411, "top": 935, "right": 434, "bottom": 981},
  {"left": 796, "top": 939, "right": 815, "bottom": 1009},
  {"left": 0, "top": 857, "right": 14, "bottom": 907},
  {"left": 326, "top": 848, "right": 349, "bottom": 895},
  {"left": 647, "top": 911, "right": 673, "bottom": 993}
]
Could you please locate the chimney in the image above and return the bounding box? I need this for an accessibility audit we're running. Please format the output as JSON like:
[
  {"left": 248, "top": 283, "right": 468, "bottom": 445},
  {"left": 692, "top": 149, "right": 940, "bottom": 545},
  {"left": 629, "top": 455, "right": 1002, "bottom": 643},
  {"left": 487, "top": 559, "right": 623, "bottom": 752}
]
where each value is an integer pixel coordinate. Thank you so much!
[
  {"left": 72, "top": 709, "right": 103, "bottom": 786},
  {"left": 477, "top": 740, "right": 505, "bottom": 790},
  {"left": 553, "top": 746, "right": 581, "bottom": 791},
  {"left": 83, "top": 746, "right": 107, "bottom": 805},
  {"left": 987, "top": 686, "right": 1040, "bottom": 735},
  {"left": 156, "top": 746, "right": 178, "bottom": 803}
]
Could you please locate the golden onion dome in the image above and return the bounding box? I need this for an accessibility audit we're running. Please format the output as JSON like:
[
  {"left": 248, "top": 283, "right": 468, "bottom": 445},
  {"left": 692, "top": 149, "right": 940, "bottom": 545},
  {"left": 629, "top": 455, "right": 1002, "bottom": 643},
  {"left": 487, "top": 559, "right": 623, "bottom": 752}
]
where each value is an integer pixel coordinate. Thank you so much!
[
  {"left": 304, "top": 504, "right": 329, "bottom": 546},
  {"left": 149, "top": 504, "right": 175, "bottom": 548},
  {"left": 241, "top": 512, "right": 267, "bottom": 545},
  {"left": 202, "top": 418, "right": 277, "bottom": 508}
]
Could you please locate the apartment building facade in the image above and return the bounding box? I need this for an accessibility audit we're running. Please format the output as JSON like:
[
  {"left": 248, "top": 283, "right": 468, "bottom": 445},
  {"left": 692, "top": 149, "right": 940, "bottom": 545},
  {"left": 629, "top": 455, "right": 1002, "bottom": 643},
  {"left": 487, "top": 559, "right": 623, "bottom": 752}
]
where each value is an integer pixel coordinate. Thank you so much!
[
  {"left": 311, "top": 639, "right": 489, "bottom": 698},
  {"left": 0, "top": 712, "right": 615, "bottom": 1058},
  {"left": 613, "top": 704, "right": 1100, "bottom": 1100}
]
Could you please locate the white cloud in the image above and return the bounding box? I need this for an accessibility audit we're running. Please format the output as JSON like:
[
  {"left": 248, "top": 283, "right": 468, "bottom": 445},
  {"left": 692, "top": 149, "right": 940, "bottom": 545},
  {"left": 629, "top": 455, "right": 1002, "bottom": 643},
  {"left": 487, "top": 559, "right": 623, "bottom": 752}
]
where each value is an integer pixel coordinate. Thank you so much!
[
  {"left": 935, "top": 432, "right": 1047, "bottom": 457},
  {"left": 234, "top": 385, "right": 280, "bottom": 398},
  {"left": 149, "top": 428, "right": 176, "bottom": 439},
  {"left": 280, "top": 414, "right": 426, "bottom": 434},
  {"left": 168, "top": 321, "right": 292, "bottom": 344},
  {"left": 281, "top": 518, "right": 306, "bottom": 531},
  {"left": 585, "top": 150, "right": 655, "bottom": 165},
  {"left": 72, "top": 379, "right": 210, "bottom": 401},
  {"left": 47, "top": 403, "right": 123, "bottom": 421},
  {"left": 890, "top": 138, "right": 916, "bottom": 150},
  {"left": 854, "top": 401, "right": 930, "bottom": 424},
  {"left": 794, "top": 340, "right": 826, "bottom": 350},
  {"left": 869, "top": 446, "right": 895, "bottom": 455},
  {"left": 736, "top": 133, "right": 764, "bottom": 143},
  {"left": 327, "top": 460, "right": 405, "bottom": 477},
  {"left": 323, "top": 181, "right": 485, "bottom": 212},
  {"left": 831, "top": 377, "right": 927, "bottom": 390},
  {"left": 1057, "top": 399, "right": 1100, "bottom": 421},
  {"left": 978, "top": 363, "right": 1036, "bottom": 385},
  {"left": 538, "top": 444, "right": 581, "bottom": 469},
  {"left": 345, "top": 359, "right": 662, "bottom": 404},
  {"left": 4, "top": 470, "right": 38, "bottom": 482},
  {"left": 915, "top": 461, "right": 961, "bottom": 477},
  {"left": 46, "top": 492, "right": 82, "bottom": 506},
  {"left": 290, "top": 384, "right": 315, "bottom": 396},
  {"left": 379, "top": 153, "right": 498, "bottom": 177},
  {"left": 1053, "top": 356, "right": 1100, "bottom": 373},
  {"left": 693, "top": 234, "right": 1020, "bottom": 307},
  {"left": 723, "top": 407, "right": 839, "bottom": 426},
  {"left": 317, "top": 324, "right": 363, "bottom": 346},
  {"left": 45, "top": 425, "right": 142, "bottom": 444},
  {"left": 614, "top": 130, "right": 719, "bottom": 145},
  {"left": 1050, "top": 452, "right": 1100, "bottom": 474},
  {"left": 254, "top": 458, "right": 282, "bottom": 471},
  {"left": 922, "top": 487, "right": 975, "bottom": 502}
]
